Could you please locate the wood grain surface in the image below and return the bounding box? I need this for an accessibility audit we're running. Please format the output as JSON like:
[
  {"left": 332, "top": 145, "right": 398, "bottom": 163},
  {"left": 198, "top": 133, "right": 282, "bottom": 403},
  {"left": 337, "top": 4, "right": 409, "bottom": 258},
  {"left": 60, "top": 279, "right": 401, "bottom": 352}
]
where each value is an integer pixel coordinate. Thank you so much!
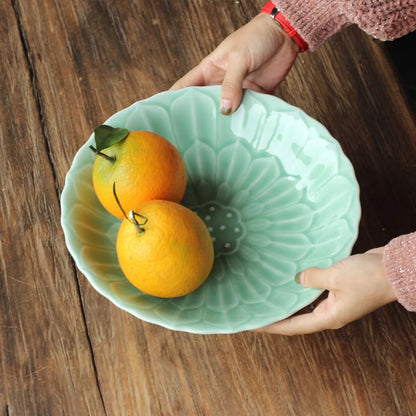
[{"left": 1, "top": 0, "right": 416, "bottom": 415}]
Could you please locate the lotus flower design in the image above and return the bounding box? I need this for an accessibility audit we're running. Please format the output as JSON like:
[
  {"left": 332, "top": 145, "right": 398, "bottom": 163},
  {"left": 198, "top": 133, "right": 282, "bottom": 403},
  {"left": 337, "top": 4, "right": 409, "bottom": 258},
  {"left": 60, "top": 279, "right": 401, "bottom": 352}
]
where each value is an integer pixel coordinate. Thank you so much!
[{"left": 61, "top": 86, "right": 360, "bottom": 333}]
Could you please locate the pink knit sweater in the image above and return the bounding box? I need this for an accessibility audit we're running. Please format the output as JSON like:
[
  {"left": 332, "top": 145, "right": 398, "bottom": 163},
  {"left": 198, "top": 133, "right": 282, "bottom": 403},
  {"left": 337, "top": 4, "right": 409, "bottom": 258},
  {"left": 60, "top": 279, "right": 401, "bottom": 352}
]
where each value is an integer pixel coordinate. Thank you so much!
[
  {"left": 272, "top": 0, "right": 416, "bottom": 50},
  {"left": 272, "top": 0, "right": 416, "bottom": 311},
  {"left": 384, "top": 233, "right": 416, "bottom": 311}
]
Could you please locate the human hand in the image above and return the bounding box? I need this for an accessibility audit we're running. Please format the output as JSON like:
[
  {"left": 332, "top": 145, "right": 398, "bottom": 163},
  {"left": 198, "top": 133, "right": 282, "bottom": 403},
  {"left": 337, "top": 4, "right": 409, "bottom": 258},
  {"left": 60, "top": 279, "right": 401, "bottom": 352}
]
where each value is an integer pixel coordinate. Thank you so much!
[
  {"left": 171, "top": 13, "right": 299, "bottom": 115},
  {"left": 253, "top": 248, "right": 397, "bottom": 335}
]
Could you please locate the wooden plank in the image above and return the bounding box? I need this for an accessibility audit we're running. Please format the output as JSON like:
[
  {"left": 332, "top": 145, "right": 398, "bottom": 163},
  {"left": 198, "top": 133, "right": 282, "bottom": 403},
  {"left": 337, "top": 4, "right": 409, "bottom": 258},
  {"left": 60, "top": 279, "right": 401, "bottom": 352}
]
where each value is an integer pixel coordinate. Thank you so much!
[
  {"left": 11, "top": 1, "right": 265, "bottom": 415},
  {"left": 9, "top": 0, "right": 416, "bottom": 414},
  {"left": 0, "top": 1, "right": 106, "bottom": 415}
]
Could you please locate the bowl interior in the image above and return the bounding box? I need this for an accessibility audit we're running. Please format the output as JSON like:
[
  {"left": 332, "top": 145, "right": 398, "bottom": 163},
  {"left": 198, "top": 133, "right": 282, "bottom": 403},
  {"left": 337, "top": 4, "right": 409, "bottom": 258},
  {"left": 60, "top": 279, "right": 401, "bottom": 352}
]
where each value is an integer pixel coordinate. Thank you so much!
[{"left": 61, "top": 86, "right": 360, "bottom": 333}]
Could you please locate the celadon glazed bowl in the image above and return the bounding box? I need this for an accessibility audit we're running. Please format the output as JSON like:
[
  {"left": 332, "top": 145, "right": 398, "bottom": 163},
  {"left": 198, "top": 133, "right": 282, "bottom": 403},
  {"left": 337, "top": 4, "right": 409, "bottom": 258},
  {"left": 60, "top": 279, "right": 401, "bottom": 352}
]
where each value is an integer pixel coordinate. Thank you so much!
[{"left": 61, "top": 86, "right": 360, "bottom": 334}]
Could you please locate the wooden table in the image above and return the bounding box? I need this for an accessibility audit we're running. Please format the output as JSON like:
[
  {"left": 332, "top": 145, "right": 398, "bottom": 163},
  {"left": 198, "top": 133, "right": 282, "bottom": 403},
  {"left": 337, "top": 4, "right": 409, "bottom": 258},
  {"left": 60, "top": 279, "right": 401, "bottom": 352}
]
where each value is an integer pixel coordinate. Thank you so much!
[{"left": 2, "top": 1, "right": 416, "bottom": 414}]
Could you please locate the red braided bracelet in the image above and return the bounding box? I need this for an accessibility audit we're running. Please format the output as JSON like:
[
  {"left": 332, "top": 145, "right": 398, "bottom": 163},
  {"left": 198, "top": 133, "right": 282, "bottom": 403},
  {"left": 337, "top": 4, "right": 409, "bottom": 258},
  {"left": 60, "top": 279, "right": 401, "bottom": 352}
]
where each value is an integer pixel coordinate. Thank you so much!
[{"left": 261, "top": 1, "right": 309, "bottom": 52}]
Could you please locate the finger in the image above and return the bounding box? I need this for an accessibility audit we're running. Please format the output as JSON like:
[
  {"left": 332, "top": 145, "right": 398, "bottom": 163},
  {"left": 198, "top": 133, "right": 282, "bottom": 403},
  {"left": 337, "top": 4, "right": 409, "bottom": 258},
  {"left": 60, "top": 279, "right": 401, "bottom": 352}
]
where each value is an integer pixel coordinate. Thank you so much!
[
  {"left": 253, "top": 313, "right": 328, "bottom": 335},
  {"left": 220, "top": 56, "right": 248, "bottom": 115},
  {"left": 297, "top": 266, "right": 337, "bottom": 291},
  {"left": 170, "top": 65, "right": 206, "bottom": 90},
  {"left": 252, "top": 301, "right": 333, "bottom": 336}
]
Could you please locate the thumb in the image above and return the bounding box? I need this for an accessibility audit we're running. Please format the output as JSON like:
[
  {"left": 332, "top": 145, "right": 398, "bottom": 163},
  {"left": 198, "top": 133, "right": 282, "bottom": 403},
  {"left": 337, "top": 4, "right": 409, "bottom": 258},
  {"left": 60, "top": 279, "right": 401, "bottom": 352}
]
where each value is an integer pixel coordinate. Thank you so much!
[
  {"left": 296, "top": 267, "right": 335, "bottom": 291},
  {"left": 220, "top": 56, "right": 247, "bottom": 115}
]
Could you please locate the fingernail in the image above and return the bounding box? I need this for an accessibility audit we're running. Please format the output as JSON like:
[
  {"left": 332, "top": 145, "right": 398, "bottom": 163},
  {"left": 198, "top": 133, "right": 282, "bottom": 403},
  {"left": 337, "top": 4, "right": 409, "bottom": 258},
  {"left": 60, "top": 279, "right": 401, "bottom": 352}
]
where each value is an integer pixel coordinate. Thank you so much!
[
  {"left": 220, "top": 99, "right": 233, "bottom": 115},
  {"left": 295, "top": 271, "right": 304, "bottom": 285}
]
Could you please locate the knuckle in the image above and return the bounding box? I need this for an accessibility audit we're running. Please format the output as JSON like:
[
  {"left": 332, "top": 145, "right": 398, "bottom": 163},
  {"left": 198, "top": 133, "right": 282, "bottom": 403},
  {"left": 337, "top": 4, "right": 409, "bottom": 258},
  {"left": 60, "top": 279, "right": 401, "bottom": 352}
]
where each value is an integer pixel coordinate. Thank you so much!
[
  {"left": 221, "top": 80, "right": 237, "bottom": 91},
  {"left": 328, "top": 314, "right": 346, "bottom": 330}
]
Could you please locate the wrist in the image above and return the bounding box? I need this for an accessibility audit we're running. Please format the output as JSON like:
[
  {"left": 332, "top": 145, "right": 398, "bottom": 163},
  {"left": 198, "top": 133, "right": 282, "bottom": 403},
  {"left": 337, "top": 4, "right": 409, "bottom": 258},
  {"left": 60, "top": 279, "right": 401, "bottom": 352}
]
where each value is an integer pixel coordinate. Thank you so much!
[
  {"left": 256, "top": 13, "right": 301, "bottom": 55},
  {"left": 379, "top": 252, "right": 399, "bottom": 305},
  {"left": 366, "top": 247, "right": 397, "bottom": 304},
  {"left": 260, "top": 1, "right": 308, "bottom": 52}
]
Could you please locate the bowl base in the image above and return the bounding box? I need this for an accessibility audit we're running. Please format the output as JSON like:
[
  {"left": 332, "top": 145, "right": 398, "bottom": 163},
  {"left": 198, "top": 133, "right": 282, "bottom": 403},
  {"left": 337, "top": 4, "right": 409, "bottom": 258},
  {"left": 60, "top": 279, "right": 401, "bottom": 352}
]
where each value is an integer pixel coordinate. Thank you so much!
[{"left": 191, "top": 201, "right": 245, "bottom": 258}]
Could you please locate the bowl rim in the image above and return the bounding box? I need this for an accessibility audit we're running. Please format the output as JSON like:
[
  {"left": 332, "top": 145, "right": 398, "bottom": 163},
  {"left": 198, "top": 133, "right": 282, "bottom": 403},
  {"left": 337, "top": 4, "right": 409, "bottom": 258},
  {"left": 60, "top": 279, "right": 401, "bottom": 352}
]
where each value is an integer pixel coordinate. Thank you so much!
[{"left": 60, "top": 86, "right": 360, "bottom": 334}]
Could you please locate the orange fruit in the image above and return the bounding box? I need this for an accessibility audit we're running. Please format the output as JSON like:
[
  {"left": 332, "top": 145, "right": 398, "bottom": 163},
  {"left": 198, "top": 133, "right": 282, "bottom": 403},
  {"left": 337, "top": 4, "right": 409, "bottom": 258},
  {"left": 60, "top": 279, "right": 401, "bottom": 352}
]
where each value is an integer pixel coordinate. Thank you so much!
[
  {"left": 92, "top": 130, "right": 187, "bottom": 219},
  {"left": 116, "top": 200, "right": 214, "bottom": 298}
]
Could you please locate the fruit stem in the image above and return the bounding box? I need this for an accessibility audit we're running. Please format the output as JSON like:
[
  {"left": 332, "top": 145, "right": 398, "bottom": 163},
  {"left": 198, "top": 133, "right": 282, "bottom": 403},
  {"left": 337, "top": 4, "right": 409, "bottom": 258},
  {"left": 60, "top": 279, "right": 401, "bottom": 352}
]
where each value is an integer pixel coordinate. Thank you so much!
[
  {"left": 112, "top": 183, "right": 148, "bottom": 235},
  {"left": 89, "top": 145, "right": 116, "bottom": 163},
  {"left": 113, "top": 182, "right": 128, "bottom": 220},
  {"left": 128, "top": 210, "right": 148, "bottom": 235}
]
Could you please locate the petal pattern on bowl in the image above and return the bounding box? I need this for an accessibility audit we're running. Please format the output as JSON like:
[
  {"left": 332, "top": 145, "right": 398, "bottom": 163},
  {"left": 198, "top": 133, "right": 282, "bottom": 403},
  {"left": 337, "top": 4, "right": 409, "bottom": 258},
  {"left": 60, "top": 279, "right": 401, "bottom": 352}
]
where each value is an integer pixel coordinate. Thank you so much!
[{"left": 61, "top": 86, "right": 361, "bottom": 333}]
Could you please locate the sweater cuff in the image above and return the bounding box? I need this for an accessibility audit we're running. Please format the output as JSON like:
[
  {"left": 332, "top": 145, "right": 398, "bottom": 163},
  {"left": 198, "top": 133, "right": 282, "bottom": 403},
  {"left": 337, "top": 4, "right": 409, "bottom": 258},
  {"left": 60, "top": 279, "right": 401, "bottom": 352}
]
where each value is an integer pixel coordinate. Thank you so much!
[
  {"left": 383, "top": 232, "right": 416, "bottom": 312},
  {"left": 272, "top": 1, "right": 351, "bottom": 50}
]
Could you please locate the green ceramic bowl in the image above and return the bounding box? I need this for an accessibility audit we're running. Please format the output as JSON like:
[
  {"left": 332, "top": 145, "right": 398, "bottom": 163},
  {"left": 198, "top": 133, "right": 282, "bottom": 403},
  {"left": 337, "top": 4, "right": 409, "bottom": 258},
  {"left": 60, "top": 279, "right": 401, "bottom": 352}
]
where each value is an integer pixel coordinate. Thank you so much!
[{"left": 61, "top": 86, "right": 360, "bottom": 334}]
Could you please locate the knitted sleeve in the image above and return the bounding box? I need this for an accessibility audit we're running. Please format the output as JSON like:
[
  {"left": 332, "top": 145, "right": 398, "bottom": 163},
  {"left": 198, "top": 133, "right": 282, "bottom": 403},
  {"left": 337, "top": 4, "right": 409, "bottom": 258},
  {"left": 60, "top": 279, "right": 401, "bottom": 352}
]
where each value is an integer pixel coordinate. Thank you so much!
[
  {"left": 383, "top": 232, "right": 416, "bottom": 311},
  {"left": 272, "top": 0, "right": 416, "bottom": 50}
]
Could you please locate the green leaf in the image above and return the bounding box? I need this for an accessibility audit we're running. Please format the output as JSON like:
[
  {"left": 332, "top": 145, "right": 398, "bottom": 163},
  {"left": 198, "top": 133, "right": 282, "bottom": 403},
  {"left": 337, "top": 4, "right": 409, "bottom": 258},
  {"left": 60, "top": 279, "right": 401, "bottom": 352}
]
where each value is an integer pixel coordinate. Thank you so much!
[{"left": 93, "top": 125, "right": 129, "bottom": 152}]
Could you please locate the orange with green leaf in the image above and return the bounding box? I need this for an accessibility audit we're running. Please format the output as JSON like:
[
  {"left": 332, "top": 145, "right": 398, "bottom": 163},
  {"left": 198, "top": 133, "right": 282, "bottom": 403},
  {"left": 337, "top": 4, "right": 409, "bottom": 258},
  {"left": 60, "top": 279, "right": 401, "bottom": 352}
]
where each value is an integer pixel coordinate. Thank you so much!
[{"left": 90, "top": 125, "right": 187, "bottom": 219}]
